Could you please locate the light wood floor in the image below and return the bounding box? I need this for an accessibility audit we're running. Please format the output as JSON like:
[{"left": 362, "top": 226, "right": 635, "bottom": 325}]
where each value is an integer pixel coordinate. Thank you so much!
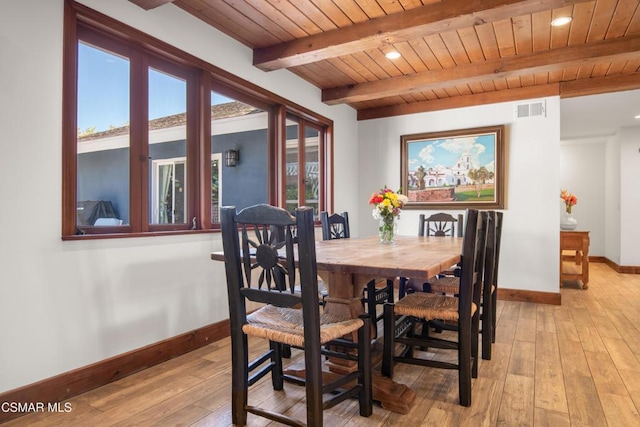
[{"left": 6, "top": 263, "right": 640, "bottom": 426}]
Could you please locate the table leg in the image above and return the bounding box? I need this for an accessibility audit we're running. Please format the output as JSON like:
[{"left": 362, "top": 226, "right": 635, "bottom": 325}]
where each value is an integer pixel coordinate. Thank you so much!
[{"left": 316, "top": 270, "right": 416, "bottom": 414}]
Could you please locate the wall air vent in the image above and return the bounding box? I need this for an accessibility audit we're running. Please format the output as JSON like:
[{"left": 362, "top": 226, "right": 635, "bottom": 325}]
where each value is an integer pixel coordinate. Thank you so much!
[{"left": 515, "top": 100, "right": 546, "bottom": 119}]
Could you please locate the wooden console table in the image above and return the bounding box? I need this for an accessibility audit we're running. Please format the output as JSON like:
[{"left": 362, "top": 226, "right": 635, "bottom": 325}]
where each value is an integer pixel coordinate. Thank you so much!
[{"left": 560, "top": 230, "right": 590, "bottom": 289}]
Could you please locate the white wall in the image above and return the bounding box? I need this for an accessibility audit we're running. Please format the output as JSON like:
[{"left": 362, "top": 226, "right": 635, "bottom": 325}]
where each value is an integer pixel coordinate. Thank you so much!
[
  {"left": 0, "top": 0, "right": 358, "bottom": 393},
  {"left": 605, "top": 132, "right": 622, "bottom": 264},
  {"left": 358, "top": 98, "right": 562, "bottom": 293},
  {"left": 560, "top": 142, "right": 606, "bottom": 256},
  {"left": 620, "top": 126, "right": 640, "bottom": 266}
]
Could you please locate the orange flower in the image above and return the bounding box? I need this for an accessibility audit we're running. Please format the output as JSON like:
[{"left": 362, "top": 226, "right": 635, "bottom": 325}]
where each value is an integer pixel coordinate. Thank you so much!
[{"left": 560, "top": 189, "right": 578, "bottom": 213}]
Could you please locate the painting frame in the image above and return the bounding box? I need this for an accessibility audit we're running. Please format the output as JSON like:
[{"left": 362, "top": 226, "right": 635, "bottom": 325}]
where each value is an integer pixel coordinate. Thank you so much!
[{"left": 400, "top": 125, "right": 506, "bottom": 210}]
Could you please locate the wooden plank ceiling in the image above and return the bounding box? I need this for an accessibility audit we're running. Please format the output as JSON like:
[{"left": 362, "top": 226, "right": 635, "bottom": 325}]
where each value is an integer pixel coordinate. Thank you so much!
[{"left": 129, "top": 0, "right": 640, "bottom": 120}]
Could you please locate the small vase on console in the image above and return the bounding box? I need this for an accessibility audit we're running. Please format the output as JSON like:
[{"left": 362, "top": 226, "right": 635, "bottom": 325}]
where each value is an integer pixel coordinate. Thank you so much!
[{"left": 560, "top": 211, "right": 577, "bottom": 230}]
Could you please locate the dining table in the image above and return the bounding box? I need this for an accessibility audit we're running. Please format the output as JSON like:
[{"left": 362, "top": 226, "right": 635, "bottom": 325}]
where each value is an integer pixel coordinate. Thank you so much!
[{"left": 212, "top": 233, "right": 463, "bottom": 414}]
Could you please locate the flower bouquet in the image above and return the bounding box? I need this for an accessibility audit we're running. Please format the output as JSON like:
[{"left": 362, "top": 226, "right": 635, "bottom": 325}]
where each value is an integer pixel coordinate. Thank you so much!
[
  {"left": 368, "top": 187, "right": 409, "bottom": 244},
  {"left": 560, "top": 189, "right": 578, "bottom": 213},
  {"left": 560, "top": 189, "right": 578, "bottom": 230}
]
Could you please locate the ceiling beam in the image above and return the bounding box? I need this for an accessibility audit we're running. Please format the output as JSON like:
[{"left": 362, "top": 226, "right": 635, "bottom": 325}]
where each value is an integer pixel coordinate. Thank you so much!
[
  {"left": 253, "top": 0, "right": 592, "bottom": 71},
  {"left": 323, "top": 35, "right": 640, "bottom": 105},
  {"left": 560, "top": 73, "right": 640, "bottom": 98},
  {"left": 128, "top": 0, "right": 174, "bottom": 10},
  {"left": 357, "top": 84, "right": 561, "bottom": 121}
]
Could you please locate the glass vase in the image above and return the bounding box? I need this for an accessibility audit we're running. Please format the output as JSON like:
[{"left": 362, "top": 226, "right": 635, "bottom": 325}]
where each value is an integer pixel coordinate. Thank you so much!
[{"left": 379, "top": 216, "right": 397, "bottom": 244}]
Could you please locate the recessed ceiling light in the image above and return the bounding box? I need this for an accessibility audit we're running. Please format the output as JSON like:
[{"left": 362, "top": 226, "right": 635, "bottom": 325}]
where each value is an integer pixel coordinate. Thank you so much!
[
  {"left": 635, "top": 114, "right": 640, "bottom": 119},
  {"left": 551, "top": 16, "right": 572, "bottom": 27},
  {"left": 385, "top": 51, "right": 401, "bottom": 60}
]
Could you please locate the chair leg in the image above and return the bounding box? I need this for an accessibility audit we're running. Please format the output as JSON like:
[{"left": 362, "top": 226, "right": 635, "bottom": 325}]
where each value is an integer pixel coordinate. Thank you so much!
[
  {"left": 304, "top": 341, "right": 323, "bottom": 426},
  {"left": 366, "top": 280, "right": 378, "bottom": 338},
  {"left": 382, "top": 303, "right": 395, "bottom": 378},
  {"left": 491, "top": 291, "right": 498, "bottom": 343},
  {"left": 398, "top": 277, "right": 408, "bottom": 299},
  {"left": 471, "top": 311, "right": 480, "bottom": 379},
  {"left": 270, "top": 341, "right": 284, "bottom": 390},
  {"left": 386, "top": 279, "right": 394, "bottom": 303},
  {"left": 231, "top": 333, "right": 249, "bottom": 426},
  {"left": 482, "top": 297, "right": 493, "bottom": 360},
  {"left": 281, "top": 344, "right": 292, "bottom": 358},
  {"left": 358, "top": 314, "right": 373, "bottom": 417},
  {"left": 458, "top": 321, "right": 472, "bottom": 407}
]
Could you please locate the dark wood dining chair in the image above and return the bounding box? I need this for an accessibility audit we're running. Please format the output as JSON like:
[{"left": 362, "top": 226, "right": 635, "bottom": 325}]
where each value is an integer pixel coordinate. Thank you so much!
[
  {"left": 430, "top": 211, "right": 503, "bottom": 360},
  {"left": 419, "top": 212, "right": 464, "bottom": 237},
  {"left": 381, "top": 209, "right": 487, "bottom": 407},
  {"left": 221, "top": 204, "right": 372, "bottom": 426},
  {"left": 320, "top": 211, "right": 394, "bottom": 338},
  {"left": 399, "top": 212, "right": 464, "bottom": 298}
]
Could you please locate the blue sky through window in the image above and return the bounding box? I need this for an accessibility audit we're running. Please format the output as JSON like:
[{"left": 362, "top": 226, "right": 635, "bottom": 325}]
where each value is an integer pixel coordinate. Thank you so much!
[{"left": 78, "top": 42, "right": 232, "bottom": 133}]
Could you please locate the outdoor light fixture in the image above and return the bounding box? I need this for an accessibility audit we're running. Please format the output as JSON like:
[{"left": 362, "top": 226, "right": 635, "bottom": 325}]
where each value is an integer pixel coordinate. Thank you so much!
[{"left": 225, "top": 149, "right": 239, "bottom": 167}]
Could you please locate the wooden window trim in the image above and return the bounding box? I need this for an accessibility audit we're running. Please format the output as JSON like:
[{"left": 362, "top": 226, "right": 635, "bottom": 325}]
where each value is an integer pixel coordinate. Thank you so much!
[{"left": 62, "top": 0, "right": 333, "bottom": 239}]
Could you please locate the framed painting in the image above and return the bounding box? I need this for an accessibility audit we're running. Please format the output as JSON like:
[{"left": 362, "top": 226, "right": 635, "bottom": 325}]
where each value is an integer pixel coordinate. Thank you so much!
[{"left": 400, "top": 125, "right": 505, "bottom": 210}]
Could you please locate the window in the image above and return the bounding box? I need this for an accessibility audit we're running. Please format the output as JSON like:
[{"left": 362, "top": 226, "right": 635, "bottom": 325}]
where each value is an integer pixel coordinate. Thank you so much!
[
  {"left": 285, "top": 114, "right": 324, "bottom": 217},
  {"left": 63, "top": 1, "right": 332, "bottom": 238}
]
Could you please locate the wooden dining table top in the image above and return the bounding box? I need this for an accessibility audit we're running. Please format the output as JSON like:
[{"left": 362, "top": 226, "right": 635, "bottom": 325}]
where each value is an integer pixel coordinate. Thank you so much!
[
  {"left": 311, "top": 235, "right": 462, "bottom": 282},
  {"left": 211, "top": 234, "right": 462, "bottom": 285}
]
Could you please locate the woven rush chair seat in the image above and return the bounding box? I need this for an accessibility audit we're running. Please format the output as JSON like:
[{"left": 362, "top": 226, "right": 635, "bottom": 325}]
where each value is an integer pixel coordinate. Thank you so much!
[
  {"left": 431, "top": 276, "right": 496, "bottom": 296},
  {"left": 244, "top": 305, "right": 364, "bottom": 348},
  {"left": 430, "top": 276, "right": 462, "bottom": 295},
  {"left": 393, "top": 292, "right": 477, "bottom": 322}
]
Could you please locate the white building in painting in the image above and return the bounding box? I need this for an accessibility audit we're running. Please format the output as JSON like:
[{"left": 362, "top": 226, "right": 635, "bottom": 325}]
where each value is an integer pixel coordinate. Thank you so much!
[{"left": 408, "top": 152, "right": 476, "bottom": 189}]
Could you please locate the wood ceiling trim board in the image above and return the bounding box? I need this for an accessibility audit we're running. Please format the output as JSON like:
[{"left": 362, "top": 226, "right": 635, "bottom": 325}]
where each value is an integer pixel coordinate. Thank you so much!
[
  {"left": 357, "top": 0, "right": 388, "bottom": 18},
  {"left": 607, "top": 0, "right": 640, "bottom": 38},
  {"left": 322, "top": 34, "right": 640, "bottom": 104},
  {"left": 292, "top": 1, "right": 339, "bottom": 32},
  {"left": 307, "top": 0, "right": 353, "bottom": 28},
  {"left": 621, "top": 57, "right": 640, "bottom": 73},
  {"left": 493, "top": 17, "right": 517, "bottom": 57},
  {"left": 268, "top": 0, "right": 325, "bottom": 35},
  {"left": 357, "top": 83, "right": 560, "bottom": 120},
  {"left": 332, "top": 0, "right": 370, "bottom": 23},
  {"left": 243, "top": 0, "right": 309, "bottom": 41},
  {"left": 512, "top": 14, "right": 533, "bottom": 55},
  {"left": 457, "top": 26, "right": 486, "bottom": 62},
  {"left": 531, "top": 9, "right": 552, "bottom": 51},
  {"left": 586, "top": 0, "right": 618, "bottom": 42},
  {"left": 394, "top": 40, "right": 430, "bottom": 73},
  {"left": 367, "top": 48, "right": 406, "bottom": 77},
  {"left": 476, "top": 21, "right": 501, "bottom": 60},
  {"left": 441, "top": 29, "right": 472, "bottom": 65},
  {"left": 576, "top": 63, "right": 596, "bottom": 79},
  {"left": 567, "top": 1, "right": 595, "bottom": 45},
  {"left": 590, "top": 61, "right": 611, "bottom": 77},
  {"left": 425, "top": 34, "right": 457, "bottom": 68},
  {"left": 559, "top": 72, "right": 640, "bottom": 97},
  {"left": 175, "top": 0, "right": 279, "bottom": 46},
  {"left": 549, "top": 69, "right": 565, "bottom": 82},
  {"left": 626, "top": 3, "right": 640, "bottom": 35},
  {"left": 550, "top": 5, "right": 573, "bottom": 48},
  {"left": 325, "top": 57, "right": 369, "bottom": 84},
  {"left": 253, "top": 0, "right": 594, "bottom": 70},
  {"left": 408, "top": 37, "right": 444, "bottom": 70}
]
